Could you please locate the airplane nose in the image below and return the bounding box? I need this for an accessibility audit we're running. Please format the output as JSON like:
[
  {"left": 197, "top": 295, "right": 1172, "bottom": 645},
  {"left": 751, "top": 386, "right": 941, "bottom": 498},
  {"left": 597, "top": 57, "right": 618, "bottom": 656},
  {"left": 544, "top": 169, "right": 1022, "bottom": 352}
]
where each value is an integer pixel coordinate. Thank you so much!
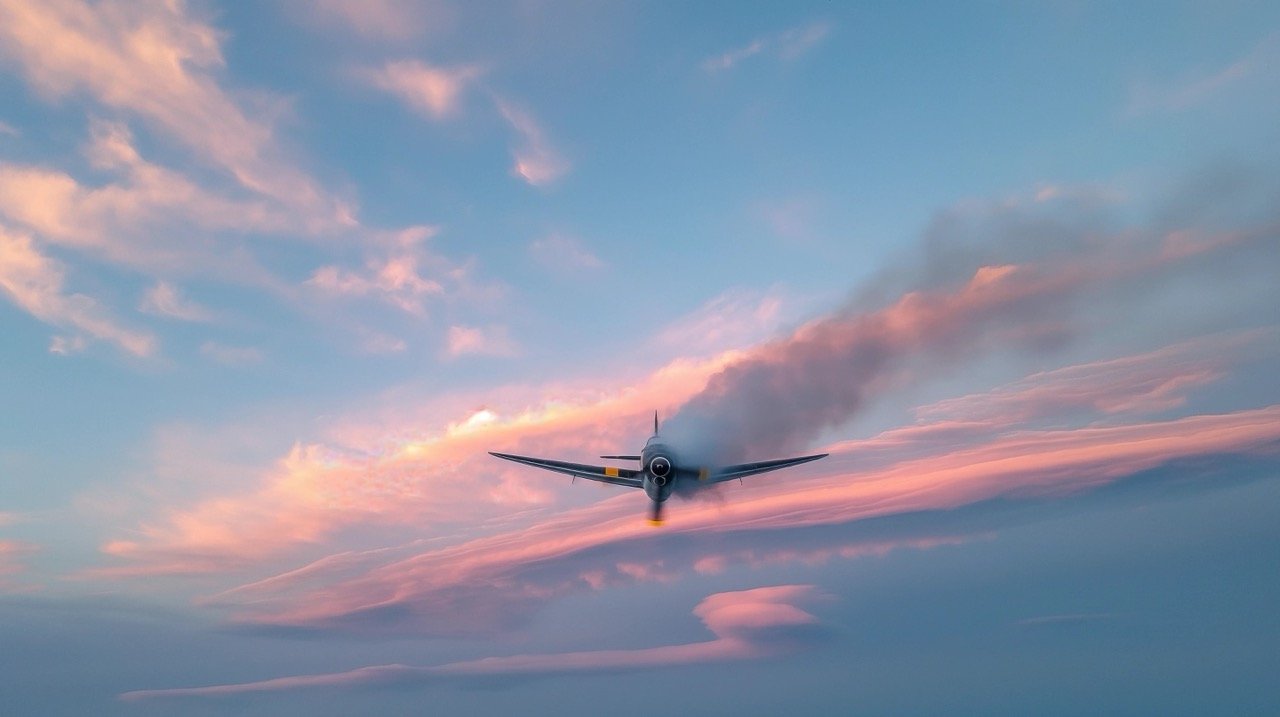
[{"left": 649, "top": 455, "right": 671, "bottom": 478}]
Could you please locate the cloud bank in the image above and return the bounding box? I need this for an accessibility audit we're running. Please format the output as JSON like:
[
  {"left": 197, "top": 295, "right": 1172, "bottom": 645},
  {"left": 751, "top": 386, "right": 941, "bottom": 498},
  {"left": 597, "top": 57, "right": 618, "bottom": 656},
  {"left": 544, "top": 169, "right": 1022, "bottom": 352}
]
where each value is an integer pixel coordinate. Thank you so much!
[{"left": 121, "top": 584, "right": 827, "bottom": 700}]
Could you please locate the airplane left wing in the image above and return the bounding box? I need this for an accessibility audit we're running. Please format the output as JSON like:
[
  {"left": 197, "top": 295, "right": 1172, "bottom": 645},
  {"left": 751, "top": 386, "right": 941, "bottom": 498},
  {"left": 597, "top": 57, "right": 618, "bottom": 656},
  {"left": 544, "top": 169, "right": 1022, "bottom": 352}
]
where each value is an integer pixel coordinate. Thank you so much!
[
  {"left": 489, "top": 452, "right": 644, "bottom": 488},
  {"left": 700, "top": 453, "right": 828, "bottom": 484}
]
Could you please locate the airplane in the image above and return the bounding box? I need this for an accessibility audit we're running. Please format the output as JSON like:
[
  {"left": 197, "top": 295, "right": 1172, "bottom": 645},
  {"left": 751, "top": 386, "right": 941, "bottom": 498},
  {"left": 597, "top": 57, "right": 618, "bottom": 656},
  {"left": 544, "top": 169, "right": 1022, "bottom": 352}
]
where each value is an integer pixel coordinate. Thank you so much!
[{"left": 489, "top": 413, "right": 827, "bottom": 525}]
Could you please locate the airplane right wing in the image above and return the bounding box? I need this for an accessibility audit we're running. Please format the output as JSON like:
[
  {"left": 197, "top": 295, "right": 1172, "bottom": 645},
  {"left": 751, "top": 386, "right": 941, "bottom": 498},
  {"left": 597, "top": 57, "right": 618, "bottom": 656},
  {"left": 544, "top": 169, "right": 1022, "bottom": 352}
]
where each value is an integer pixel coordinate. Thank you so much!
[
  {"left": 701, "top": 453, "right": 828, "bottom": 484},
  {"left": 489, "top": 452, "right": 644, "bottom": 488}
]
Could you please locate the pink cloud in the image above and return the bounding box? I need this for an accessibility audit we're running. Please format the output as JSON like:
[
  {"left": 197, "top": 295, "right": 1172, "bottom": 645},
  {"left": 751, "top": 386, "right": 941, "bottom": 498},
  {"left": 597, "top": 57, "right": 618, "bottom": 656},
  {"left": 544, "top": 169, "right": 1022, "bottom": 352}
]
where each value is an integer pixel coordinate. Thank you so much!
[
  {"left": 206, "top": 404, "right": 1279, "bottom": 635},
  {"left": 0, "top": 226, "right": 156, "bottom": 356},
  {"left": 0, "top": 121, "right": 302, "bottom": 276},
  {"left": 293, "top": 0, "right": 442, "bottom": 42},
  {"left": 494, "top": 98, "right": 569, "bottom": 187},
  {"left": 0, "top": 539, "right": 38, "bottom": 592},
  {"left": 138, "top": 281, "right": 214, "bottom": 322},
  {"left": 365, "top": 59, "right": 480, "bottom": 119},
  {"left": 120, "top": 584, "right": 826, "bottom": 700},
  {"left": 89, "top": 349, "right": 740, "bottom": 577},
  {"left": 444, "top": 324, "right": 517, "bottom": 359},
  {"left": 915, "top": 332, "right": 1263, "bottom": 424},
  {"left": 0, "top": 0, "right": 348, "bottom": 223}
]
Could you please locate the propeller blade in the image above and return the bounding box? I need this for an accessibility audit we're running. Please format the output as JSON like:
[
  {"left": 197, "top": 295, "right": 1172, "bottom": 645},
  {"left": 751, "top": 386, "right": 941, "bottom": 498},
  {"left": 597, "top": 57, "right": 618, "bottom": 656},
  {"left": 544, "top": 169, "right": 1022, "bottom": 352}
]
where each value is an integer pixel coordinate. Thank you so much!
[{"left": 647, "top": 499, "right": 665, "bottom": 526}]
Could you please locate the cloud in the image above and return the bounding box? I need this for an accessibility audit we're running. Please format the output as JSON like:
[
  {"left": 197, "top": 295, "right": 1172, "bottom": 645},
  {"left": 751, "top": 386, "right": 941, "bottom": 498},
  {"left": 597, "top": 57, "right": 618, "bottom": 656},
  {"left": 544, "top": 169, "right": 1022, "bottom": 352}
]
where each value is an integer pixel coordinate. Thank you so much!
[
  {"left": 0, "top": 226, "right": 156, "bottom": 356},
  {"left": 529, "top": 233, "right": 604, "bottom": 271},
  {"left": 206, "top": 402, "right": 1280, "bottom": 635},
  {"left": 495, "top": 98, "right": 569, "bottom": 187},
  {"left": 0, "top": 539, "right": 38, "bottom": 592},
  {"left": 0, "top": 120, "right": 18, "bottom": 137},
  {"left": 305, "top": 225, "right": 477, "bottom": 316},
  {"left": 291, "top": 0, "right": 441, "bottom": 42},
  {"left": 703, "top": 21, "right": 832, "bottom": 73},
  {"left": 138, "top": 281, "right": 213, "bottom": 322},
  {"left": 1125, "top": 35, "right": 1279, "bottom": 116},
  {"left": 444, "top": 324, "right": 517, "bottom": 359},
  {"left": 90, "top": 170, "right": 1279, "bottom": 594},
  {"left": 120, "top": 584, "right": 827, "bottom": 700},
  {"left": 0, "top": 121, "right": 300, "bottom": 276},
  {"left": 915, "top": 332, "right": 1264, "bottom": 424},
  {"left": 0, "top": 0, "right": 349, "bottom": 225},
  {"left": 364, "top": 59, "right": 481, "bottom": 119},
  {"left": 653, "top": 288, "right": 788, "bottom": 356},
  {"left": 89, "top": 349, "right": 742, "bottom": 577}
]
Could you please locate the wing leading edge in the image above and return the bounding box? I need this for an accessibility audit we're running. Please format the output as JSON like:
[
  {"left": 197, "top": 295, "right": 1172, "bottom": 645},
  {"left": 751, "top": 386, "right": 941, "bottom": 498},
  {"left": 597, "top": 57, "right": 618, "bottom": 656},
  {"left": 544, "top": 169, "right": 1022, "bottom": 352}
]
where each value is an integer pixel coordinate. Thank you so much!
[
  {"left": 701, "top": 453, "right": 828, "bottom": 484},
  {"left": 489, "top": 452, "right": 643, "bottom": 488}
]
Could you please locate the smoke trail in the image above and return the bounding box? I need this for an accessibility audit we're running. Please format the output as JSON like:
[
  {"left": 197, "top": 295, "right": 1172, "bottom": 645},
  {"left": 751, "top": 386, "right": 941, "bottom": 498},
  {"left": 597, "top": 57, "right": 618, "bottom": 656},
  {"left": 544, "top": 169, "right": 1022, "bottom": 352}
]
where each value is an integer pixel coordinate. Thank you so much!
[{"left": 662, "top": 262, "right": 1077, "bottom": 463}]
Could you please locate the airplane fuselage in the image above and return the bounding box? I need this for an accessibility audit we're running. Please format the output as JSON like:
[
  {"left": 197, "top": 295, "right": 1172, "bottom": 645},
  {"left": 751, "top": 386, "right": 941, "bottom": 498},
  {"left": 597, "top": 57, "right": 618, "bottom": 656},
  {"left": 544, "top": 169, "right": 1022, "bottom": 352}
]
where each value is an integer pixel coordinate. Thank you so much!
[{"left": 640, "top": 435, "right": 676, "bottom": 503}]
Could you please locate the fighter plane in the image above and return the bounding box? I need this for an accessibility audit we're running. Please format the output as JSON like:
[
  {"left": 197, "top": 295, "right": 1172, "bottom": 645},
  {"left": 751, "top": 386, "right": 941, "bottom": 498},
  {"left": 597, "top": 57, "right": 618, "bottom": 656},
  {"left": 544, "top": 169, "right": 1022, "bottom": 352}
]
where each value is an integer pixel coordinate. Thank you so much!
[{"left": 489, "top": 413, "right": 827, "bottom": 525}]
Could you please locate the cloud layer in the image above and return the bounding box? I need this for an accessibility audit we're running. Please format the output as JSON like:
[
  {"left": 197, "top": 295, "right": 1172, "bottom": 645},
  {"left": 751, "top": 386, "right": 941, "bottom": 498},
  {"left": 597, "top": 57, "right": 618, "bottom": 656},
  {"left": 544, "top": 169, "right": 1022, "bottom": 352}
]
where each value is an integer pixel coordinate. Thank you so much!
[{"left": 121, "top": 584, "right": 827, "bottom": 700}]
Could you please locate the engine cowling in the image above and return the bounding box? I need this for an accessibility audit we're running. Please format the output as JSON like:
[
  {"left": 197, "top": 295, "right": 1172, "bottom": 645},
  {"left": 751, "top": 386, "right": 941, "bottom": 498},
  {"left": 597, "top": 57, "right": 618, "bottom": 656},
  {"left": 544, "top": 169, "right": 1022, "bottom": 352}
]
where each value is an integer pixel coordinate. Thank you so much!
[{"left": 648, "top": 455, "right": 671, "bottom": 486}]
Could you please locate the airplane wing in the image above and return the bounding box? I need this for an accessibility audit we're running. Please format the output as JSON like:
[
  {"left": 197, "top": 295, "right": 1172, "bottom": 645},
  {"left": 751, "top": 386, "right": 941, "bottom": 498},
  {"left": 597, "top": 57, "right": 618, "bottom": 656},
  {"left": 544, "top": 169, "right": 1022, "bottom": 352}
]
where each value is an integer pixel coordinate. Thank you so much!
[
  {"left": 699, "top": 453, "right": 828, "bottom": 484},
  {"left": 489, "top": 452, "right": 644, "bottom": 488}
]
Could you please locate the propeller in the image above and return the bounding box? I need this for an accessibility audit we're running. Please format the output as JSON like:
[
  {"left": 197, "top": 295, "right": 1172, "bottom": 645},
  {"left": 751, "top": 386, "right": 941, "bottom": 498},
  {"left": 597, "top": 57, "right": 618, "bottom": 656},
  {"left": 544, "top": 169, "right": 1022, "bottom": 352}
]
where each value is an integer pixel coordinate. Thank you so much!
[{"left": 647, "top": 499, "right": 665, "bottom": 526}]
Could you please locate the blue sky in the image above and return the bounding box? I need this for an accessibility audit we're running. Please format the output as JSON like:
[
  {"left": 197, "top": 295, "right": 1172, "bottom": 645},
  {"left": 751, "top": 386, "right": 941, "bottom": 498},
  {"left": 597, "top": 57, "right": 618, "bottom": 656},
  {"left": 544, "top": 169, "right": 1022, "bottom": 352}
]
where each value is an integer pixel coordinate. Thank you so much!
[{"left": 1, "top": 1, "right": 1278, "bottom": 714}]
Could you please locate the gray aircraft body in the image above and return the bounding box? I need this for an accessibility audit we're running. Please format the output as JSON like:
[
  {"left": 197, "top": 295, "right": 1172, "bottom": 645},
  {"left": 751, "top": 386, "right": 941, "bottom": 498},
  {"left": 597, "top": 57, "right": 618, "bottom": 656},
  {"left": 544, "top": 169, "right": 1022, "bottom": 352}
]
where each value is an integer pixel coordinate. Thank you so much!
[{"left": 490, "top": 413, "right": 827, "bottom": 524}]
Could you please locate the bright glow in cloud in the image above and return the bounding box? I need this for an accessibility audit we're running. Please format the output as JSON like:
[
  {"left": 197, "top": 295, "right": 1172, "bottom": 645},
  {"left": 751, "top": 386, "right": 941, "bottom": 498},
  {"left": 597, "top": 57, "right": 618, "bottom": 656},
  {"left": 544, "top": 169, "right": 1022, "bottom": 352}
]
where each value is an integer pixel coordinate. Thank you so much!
[{"left": 121, "top": 584, "right": 826, "bottom": 700}]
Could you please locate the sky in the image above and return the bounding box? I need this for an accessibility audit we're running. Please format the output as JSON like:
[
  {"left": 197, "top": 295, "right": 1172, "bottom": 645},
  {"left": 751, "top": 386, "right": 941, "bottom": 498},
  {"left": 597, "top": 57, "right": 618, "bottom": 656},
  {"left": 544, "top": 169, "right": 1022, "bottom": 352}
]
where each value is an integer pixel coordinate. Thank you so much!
[{"left": 1, "top": 1, "right": 1279, "bottom": 714}]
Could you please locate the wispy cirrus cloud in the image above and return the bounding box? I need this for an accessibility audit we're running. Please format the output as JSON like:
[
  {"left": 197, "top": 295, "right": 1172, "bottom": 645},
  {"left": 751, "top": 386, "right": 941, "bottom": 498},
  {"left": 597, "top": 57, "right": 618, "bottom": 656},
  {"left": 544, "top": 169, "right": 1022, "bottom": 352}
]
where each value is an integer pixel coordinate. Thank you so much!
[
  {"left": 1125, "top": 34, "right": 1279, "bottom": 116},
  {"left": 0, "top": 121, "right": 298, "bottom": 266},
  {"left": 290, "top": 0, "right": 443, "bottom": 42},
  {"left": 915, "top": 332, "right": 1266, "bottom": 424},
  {"left": 138, "top": 281, "right": 214, "bottom": 322},
  {"left": 0, "top": 226, "right": 156, "bottom": 356},
  {"left": 364, "top": 60, "right": 481, "bottom": 119},
  {"left": 703, "top": 21, "right": 832, "bottom": 73},
  {"left": 494, "top": 98, "right": 569, "bottom": 187},
  {"left": 121, "top": 585, "right": 828, "bottom": 700},
  {"left": 529, "top": 233, "right": 604, "bottom": 271},
  {"left": 0, "top": 0, "right": 350, "bottom": 224},
  {"left": 444, "top": 324, "right": 517, "bottom": 359}
]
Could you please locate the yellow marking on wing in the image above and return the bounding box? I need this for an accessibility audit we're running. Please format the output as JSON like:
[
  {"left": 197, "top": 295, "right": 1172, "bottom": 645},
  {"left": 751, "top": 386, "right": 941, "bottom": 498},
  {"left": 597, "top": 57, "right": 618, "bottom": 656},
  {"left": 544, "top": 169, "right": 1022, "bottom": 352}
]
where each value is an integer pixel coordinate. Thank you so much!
[
  {"left": 604, "top": 466, "right": 619, "bottom": 477},
  {"left": 698, "top": 467, "right": 710, "bottom": 481}
]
